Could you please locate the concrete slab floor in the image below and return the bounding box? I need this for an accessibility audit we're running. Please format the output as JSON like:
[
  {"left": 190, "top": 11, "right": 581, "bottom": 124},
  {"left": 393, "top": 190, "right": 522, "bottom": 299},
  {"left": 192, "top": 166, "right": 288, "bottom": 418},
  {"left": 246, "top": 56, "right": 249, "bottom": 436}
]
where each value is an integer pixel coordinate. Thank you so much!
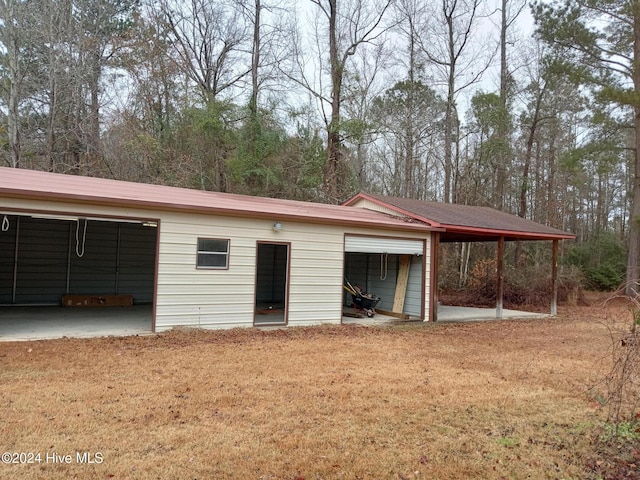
[
  {"left": 0, "top": 305, "right": 153, "bottom": 342},
  {"left": 0, "top": 304, "right": 547, "bottom": 342},
  {"left": 341, "top": 313, "right": 398, "bottom": 325},
  {"left": 437, "top": 305, "right": 548, "bottom": 322},
  {"left": 343, "top": 305, "right": 547, "bottom": 326}
]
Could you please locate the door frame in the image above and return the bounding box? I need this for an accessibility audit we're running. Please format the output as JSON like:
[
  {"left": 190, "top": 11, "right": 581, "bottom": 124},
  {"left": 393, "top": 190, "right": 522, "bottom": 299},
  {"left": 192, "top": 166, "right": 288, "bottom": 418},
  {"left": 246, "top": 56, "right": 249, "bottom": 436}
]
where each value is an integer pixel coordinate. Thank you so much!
[{"left": 253, "top": 241, "right": 291, "bottom": 326}]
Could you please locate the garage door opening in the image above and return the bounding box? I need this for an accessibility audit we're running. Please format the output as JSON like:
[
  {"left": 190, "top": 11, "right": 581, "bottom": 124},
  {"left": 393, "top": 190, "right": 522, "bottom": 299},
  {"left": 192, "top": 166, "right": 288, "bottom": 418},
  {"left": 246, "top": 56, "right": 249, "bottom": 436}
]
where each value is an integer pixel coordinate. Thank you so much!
[
  {"left": 343, "top": 235, "right": 426, "bottom": 321},
  {"left": 0, "top": 213, "right": 158, "bottom": 340}
]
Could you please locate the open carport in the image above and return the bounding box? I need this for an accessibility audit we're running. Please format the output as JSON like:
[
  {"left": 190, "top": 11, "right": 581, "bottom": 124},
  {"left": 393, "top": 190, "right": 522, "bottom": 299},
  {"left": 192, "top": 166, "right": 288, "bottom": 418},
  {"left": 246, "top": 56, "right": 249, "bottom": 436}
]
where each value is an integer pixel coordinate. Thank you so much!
[{"left": 344, "top": 193, "right": 576, "bottom": 320}]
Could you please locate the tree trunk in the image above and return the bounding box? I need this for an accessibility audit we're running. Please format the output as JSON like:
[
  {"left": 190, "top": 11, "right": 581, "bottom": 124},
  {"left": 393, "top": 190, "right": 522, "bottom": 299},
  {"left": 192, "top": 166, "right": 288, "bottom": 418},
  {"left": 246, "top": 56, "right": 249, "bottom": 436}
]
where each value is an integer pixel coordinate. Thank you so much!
[
  {"left": 89, "top": 50, "right": 102, "bottom": 170},
  {"left": 7, "top": 36, "right": 21, "bottom": 168},
  {"left": 547, "top": 127, "right": 557, "bottom": 226},
  {"left": 520, "top": 84, "right": 545, "bottom": 219},
  {"left": 444, "top": 93, "right": 453, "bottom": 204},
  {"left": 47, "top": 83, "right": 57, "bottom": 172},
  {"left": 515, "top": 90, "right": 542, "bottom": 266},
  {"left": 4, "top": 0, "right": 22, "bottom": 168},
  {"left": 626, "top": 4, "right": 640, "bottom": 296},
  {"left": 443, "top": 3, "right": 455, "bottom": 204},
  {"left": 250, "top": 0, "right": 260, "bottom": 119},
  {"left": 495, "top": 0, "right": 508, "bottom": 210},
  {"left": 324, "top": 0, "right": 342, "bottom": 202},
  {"left": 453, "top": 105, "right": 461, "bottom": 202},
  {"left": 405, "top": 26, "right": 416, "bottom": 198}
]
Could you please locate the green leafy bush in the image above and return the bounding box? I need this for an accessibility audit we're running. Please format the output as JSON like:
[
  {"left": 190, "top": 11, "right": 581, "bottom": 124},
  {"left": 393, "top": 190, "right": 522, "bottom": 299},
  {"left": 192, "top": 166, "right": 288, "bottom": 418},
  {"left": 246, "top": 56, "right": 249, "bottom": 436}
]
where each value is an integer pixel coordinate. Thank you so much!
[{"left": 563, "top": 232, "right": 626, "bottom": 291}]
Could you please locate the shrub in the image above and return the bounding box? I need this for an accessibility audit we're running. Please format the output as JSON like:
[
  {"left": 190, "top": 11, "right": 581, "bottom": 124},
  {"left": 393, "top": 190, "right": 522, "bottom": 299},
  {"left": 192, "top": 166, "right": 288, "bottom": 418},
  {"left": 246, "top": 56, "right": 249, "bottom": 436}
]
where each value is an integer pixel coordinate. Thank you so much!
[
  {"left": 563, "top": 232, "right": 626, "bottom": 291},
  {"left": 444, "top": 258, "right": 585, "bottom": 308},
  {"left": 595, "top": 297, "right": 640, "bottom": 445}
]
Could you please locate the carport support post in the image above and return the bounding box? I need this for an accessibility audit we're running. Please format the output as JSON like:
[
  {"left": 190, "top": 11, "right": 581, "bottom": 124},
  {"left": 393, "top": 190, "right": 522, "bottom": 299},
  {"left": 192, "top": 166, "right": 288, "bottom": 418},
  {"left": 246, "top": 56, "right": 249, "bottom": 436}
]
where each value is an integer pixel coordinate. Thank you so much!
[
  {"left": 551, "top": 239, "right": 558, "bottom": 316},
  {"left": 429, "top": 232, "right": 440, "bottom": 322},
  {"left": 496, "top": 236, "right": 504, "bottom": 318}
]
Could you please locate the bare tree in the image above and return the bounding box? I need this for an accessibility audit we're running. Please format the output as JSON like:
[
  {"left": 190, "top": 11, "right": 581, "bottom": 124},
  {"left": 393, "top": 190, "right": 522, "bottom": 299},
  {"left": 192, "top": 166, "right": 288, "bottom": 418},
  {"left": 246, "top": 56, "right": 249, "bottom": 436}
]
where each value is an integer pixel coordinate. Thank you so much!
[
  {"left": 0, "top": 0, "right": 32, "bottom": 167},
  {"left": 417, "top": 0, "right": 493, "bottom": 203},
  {"left": 493, "top": 0, "right": 526, "bottom": 209},
  {"left": 238, "top": 0, "right": 291, "bottom": 114},
  {"left": 248, "top": 0, "right": 261, "bottom": 117},
  {"left": 237, "top": 0, "right": 292, "bottom": 154},
  {"left": 341, "top": 43, "right": 389, "bottom": 191},
  {"left": 160, "top": 0, "right": 250, "bottom": 104},
  {"left": 291, "top": 0, "right": 393, "bottom": 202},
  {"left": 369, "top": 79, "right": 446, "bottom": 198},
  {"left": 101, "top": 1, "right": 184, "bottom": 182},
  {"left": 391, "top": 0, "right": 428, "bottom": 198},
  {"left": 74, "top": 0, "right": 136, "bottom": 167},
  {"left": 0, "top": 0, "right": 138, "bottom": 173}
]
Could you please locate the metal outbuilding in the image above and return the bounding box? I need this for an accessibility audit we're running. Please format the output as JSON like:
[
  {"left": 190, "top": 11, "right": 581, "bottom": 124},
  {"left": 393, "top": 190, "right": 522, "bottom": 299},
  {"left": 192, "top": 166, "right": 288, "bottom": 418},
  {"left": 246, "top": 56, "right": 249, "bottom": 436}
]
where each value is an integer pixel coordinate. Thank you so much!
[
  {"left": 0, "top": 168, "right": 438, "bottom": 338},
  {"left": 0, "top": 168, "right": 574, "bottom": 339}
]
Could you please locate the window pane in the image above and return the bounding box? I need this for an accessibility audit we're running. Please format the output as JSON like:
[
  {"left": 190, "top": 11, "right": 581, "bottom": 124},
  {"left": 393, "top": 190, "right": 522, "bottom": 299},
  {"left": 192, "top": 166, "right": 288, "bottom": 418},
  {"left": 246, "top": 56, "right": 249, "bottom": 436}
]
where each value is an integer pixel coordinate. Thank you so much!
[
  {"left": 198, "top": 238, "right": 228, "bottom": 253},
  {"left": 197, "top": 253, "right": 227, "bottom": 268}
]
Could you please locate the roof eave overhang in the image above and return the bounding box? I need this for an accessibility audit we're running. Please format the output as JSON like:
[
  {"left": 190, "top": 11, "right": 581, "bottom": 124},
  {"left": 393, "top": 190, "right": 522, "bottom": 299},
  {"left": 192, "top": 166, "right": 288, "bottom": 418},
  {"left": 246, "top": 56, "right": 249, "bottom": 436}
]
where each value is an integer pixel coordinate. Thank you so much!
[
  {"left": 439, "top": 227, "right": 576, "bottom": 242},
  {"left": 345, "top": 192, "right": 575, "bottom": 242},
  {"left": 0, "top": 189, "right": 436, "bottom": 233}
]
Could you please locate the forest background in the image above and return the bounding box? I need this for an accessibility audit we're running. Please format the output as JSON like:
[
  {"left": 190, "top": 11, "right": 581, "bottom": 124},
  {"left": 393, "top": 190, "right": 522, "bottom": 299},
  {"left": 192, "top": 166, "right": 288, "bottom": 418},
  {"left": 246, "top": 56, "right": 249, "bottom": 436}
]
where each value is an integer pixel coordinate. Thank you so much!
[{"left": 0, "top": 0, "right": 636, "bottom": 300}]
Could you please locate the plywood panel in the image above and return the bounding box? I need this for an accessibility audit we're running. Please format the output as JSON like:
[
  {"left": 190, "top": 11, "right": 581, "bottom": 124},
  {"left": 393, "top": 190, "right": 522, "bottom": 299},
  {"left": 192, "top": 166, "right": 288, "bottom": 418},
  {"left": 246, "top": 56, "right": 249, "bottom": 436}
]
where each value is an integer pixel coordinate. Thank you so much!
[{"left": 392, "top": 255, "right": 411, "bottom": 312}]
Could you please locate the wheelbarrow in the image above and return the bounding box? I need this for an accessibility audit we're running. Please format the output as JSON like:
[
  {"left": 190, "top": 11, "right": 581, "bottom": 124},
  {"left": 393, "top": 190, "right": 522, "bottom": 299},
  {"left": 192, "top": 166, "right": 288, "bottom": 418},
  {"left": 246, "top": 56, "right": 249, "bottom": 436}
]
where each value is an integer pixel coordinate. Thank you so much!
[{"left": 344, "top": 279, "right": 380, "bottom": 318}]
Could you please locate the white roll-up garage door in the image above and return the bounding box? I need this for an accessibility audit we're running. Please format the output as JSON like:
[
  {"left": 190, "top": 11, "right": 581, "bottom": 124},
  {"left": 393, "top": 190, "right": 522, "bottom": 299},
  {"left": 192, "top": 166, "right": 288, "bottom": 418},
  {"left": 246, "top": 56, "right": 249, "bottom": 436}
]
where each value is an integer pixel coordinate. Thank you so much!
[{"left": 344, "top": 236, "right": 424, "bottom": 255}]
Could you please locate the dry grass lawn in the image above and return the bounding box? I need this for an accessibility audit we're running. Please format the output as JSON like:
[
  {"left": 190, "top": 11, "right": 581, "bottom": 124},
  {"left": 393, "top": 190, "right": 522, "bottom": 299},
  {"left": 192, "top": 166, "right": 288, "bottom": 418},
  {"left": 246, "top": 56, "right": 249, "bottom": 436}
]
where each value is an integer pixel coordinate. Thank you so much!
[{"left": 0, "top": 299, "right": 636, "bottom": 479}]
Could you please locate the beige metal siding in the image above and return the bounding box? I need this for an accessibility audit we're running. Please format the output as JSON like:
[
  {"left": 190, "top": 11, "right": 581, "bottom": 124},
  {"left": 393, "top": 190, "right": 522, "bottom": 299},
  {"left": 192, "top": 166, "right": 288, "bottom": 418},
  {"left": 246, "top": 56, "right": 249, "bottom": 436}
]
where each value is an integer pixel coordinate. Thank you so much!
[
  {"left": 288, "top": 232, "right": 344, "bottom": 326},
  {"left": 1, "top": 197, "right": 432, "bottom": 329},
  {"left": 156, "top": 213, "right": 256, "bottom": 330},
  {"left": 155, "top": 213, "right": 350, "bottom": 329},
  {"left": 348, "top": 198, "right": 409, "bottom": 218},
  {"left": 424, "top": 239, "right": 431, "bottom": 319}
]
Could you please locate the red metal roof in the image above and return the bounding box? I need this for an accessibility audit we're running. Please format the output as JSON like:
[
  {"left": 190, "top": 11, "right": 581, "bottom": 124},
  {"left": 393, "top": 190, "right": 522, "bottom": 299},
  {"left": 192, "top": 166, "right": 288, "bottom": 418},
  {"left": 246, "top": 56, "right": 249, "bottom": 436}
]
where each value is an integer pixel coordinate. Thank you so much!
[
  {"left": 0, "top": 167, "right": 436, "bottom": 233},
  {"left": 344, "top": 193, "right": 575, "bottom": 241}
]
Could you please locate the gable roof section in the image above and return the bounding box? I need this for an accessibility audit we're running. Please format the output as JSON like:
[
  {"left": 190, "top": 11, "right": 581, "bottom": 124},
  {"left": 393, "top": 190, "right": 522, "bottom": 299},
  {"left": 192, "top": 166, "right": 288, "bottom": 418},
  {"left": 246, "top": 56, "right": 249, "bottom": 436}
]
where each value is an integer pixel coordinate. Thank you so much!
[
  {"left": 0, "top": 167, "right": 436, "bottom": 233},
  {"left": 344, "top": 193, "right": 575, "bottom": 241}
]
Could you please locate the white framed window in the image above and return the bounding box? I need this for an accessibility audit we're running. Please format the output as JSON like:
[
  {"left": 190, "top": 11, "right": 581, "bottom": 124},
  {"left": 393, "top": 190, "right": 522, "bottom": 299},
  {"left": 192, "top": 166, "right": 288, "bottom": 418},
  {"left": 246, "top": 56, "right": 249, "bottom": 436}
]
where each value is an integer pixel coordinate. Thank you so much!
[{"left": 196, "top": 238, "right": 230, "bottom": 269}]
